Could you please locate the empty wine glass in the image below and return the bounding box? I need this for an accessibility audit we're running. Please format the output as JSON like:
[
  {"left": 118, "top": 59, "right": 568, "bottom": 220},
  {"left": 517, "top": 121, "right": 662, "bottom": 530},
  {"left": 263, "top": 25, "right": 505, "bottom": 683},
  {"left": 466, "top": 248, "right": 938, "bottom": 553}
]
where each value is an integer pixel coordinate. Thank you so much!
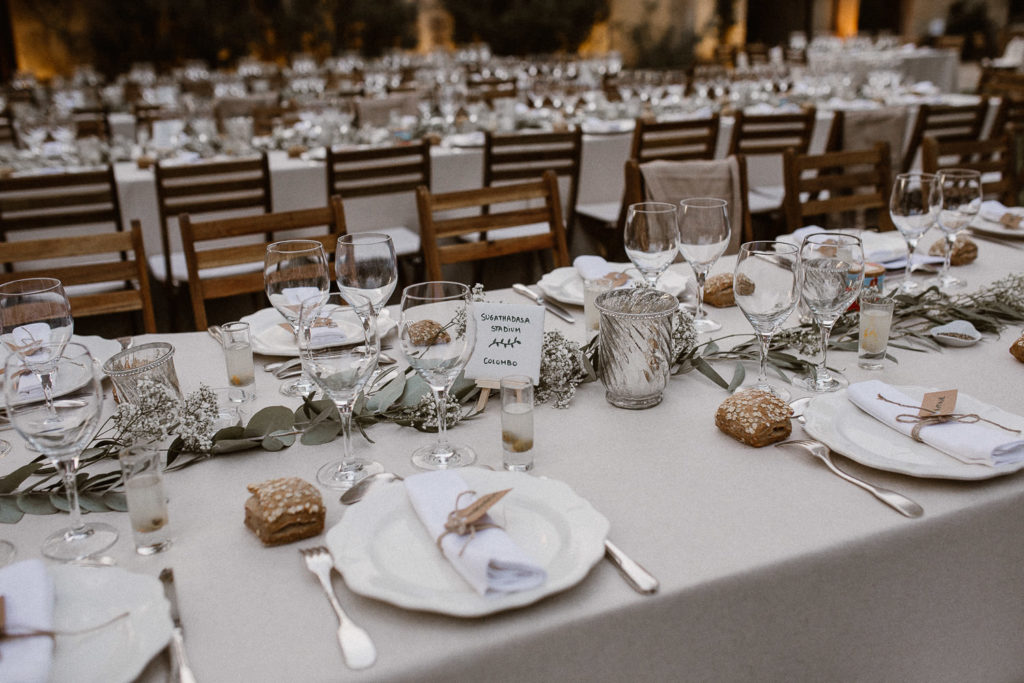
[
  {"left": 890, "top": 172, "right": 941, "bottom": 293},
  {"left": 398, "top": 282, "right": 476, "bottom": 470},
  {"left": 264, "top": 240, "right": 330, "bottom": 396},
  {"left": 678, "top": 198, "right": 731, "bottom": 332},
  {"left": 299, "top": 292, "right": 382, "bottom": 490},
  {"left": 934, "top": 168, "right": 982, "bottom": 292},
  {"left": 335, "top": 233, "right": 398, "bottom": 314},
  {"left": 624, "top": 202, "right": 679, "bottom": 289},
  {"left": 795, "top": 233, "right": 865, "bottom": 393},
  {"left": 5, "top": 343, "right": 114, "bottom": 560},
  {"left": 733, "top": 241, "right": 801, "bottom": 400}
]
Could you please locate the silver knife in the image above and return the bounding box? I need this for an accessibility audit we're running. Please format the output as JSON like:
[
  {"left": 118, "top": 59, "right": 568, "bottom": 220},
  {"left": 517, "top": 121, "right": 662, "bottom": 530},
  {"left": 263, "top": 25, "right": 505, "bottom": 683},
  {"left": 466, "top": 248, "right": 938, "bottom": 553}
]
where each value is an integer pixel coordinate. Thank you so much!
[
  {"left": 604, "top": 540, "right": 659, "bottom": 594},
  {"left": 159, "top": 568, "right": 198, "bottom": 683},
  {"left": 512, "top": 284, "right": 575, "bottom": 323}
]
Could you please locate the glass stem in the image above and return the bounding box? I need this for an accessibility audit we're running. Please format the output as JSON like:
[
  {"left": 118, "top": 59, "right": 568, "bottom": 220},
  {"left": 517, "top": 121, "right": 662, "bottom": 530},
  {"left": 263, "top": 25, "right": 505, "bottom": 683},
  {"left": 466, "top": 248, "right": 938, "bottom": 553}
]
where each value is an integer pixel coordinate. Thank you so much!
[
  {"left": 694, "top": 271, "right": 707, "bottom": 319},
  {"left": 817, "top": 321, "right": 835, "bottom": 381},
  {"left": 756, "top": 331, "right": 772, "bottom": 385},
  {"left": 941, "top": 233, "right": 954, "bottom": 279},
  {"left": 337, "top": 403, "right": 354, "bottom": 465},
  {"left": 432, "top": 386, "right": 451, "bottom": 452},
  {"left": 903, "top": 238, "right": 918, "bottom": 283},
  {"left": 39, "top": 371, "right": 56, "bottom": 415},
  {"left": 57, "top": 458, "right": 86, "bottom": 535}
]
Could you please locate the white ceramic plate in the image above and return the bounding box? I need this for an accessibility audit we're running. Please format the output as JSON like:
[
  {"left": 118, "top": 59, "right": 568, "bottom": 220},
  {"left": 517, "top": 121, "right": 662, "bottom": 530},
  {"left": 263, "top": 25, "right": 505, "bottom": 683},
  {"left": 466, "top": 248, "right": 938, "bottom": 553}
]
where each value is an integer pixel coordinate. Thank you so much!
[
  {"left": 49, "top": 565, "right": 173, "bottom": 683},
  {"left": 803, "top": 386, "right": 1024, "bottom": 480},
  {"left": 326, "top": 468, "right": 610, "bottom": 617},
  {"left": 537, "top": 263, "right": 690, "bottom": 306},
  {"left": 241, "top": 306, "right": 396, "bottom": 357},
  {"left": 0, "top": 335, "right": 121, "bottom": 370},
  {"left": 971, "top": 217, "right": 1024, "bottom": 240}
]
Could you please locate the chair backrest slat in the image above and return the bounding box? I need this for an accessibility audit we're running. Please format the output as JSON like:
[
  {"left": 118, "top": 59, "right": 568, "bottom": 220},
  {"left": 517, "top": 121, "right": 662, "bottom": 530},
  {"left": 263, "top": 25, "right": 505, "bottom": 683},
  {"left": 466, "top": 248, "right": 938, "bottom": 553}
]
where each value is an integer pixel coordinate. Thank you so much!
[
  {"left": 902, "top": 100, "right": 989, "bottom": 172},
  {"left": 921, "top": 130, "right": 1019, "bottom": 205},
  {"left": 0, "top": 165, "right": 125, "bottom": 240}
]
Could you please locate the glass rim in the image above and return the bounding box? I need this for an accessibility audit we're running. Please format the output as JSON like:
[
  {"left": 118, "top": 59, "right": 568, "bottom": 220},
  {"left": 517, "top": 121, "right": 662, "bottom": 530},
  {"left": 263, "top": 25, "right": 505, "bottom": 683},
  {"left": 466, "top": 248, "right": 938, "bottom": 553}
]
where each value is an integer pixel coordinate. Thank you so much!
[
  {"left": 935, "top": 168, "right": 982, "bottom": 180},
  {"left": 102, "top": 341, "right": 175, "bottom": 376},
  {"left": 739, "top": 240, "right": 799, "bottom": 254},
  {"left": 894, "top": 171, "right": 937, "bottom": 181},
  {"left": 801, "top": 232, "right": 863, "bottom": 246},
  {"left": 499, "top": 374, "right": 533, "bottom": 389},
  {"left": 220, "top": 321, "right": 250, "bottom": 332},
  {"left": 627, "top": 202, "right": 677, "bottom": 214},
  {"left": 680, "top": 197, "right": 728, "bottom": 209},
  {"left": 266, "top": 239, "right": 326, "bottom": 254},
  {"left": 0, "top": 277, "right": 65, "bottom": 296},
  {"left": 401, "top": 281, "right": 470, "bottom": 303},
  {"left": 337, "top": 232, "right": 395, "bottom": 246}
]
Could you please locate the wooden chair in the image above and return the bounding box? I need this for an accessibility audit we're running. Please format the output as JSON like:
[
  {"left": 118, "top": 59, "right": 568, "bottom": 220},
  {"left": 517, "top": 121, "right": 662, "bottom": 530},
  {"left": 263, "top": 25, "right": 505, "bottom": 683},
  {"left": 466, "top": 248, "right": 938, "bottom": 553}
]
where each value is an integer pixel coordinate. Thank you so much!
[
  {"left": 729, "top": 107, "right": 817, "bottom": 216},
  {"left": 901, "top": 101, "right": 989, "bottom": 173},
  {"left": 922, "top": 131, "right": 1019, "bottom": 205},
  {"left": 978, "top": 67, "right": 1024, "bottom": 98},
  {"left": 0, "top": 165, "right": 125, "bottom": 244},
  {"left": 0, "top": 222, "right": 156, "bottom": 332},
  {"left": 990, "top": 96, "right": 1024, "bottom": 136},
  {"left": 624, "top": 155, "right": 752, "bottom": 249},
  {"left": 72, "top": 106, "right": 111, "bottom": 140},
  {"left": 416, "top": 170, "right": 570, "bottom": 281},
  {"left": 325, "top": 141, "right": 428, "bottom": 262},
  {"left": 631, "top": 114, "right": 720, "bottom": 164},
  {"left": 0, "top": 109, "right": 15, "bottom": 146},
  {"left": 178, "top": 196, "right": 347, "bottom": 330},
  {"left": 153, "top": 153, "right": 273, "bottom": 285},
  {"left": 782, "top": 142, "right": 894, "bottom": 233},
  {"left": 483, "top": 129, "right": 582, "bottom": 234}
]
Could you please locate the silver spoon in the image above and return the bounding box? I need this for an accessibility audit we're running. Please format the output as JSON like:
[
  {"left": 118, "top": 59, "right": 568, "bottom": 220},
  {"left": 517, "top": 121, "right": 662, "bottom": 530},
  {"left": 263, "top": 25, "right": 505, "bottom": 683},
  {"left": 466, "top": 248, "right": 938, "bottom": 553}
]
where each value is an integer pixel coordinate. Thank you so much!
[{"left": 339, "top": 472, "right": 403, "bottom": 504}]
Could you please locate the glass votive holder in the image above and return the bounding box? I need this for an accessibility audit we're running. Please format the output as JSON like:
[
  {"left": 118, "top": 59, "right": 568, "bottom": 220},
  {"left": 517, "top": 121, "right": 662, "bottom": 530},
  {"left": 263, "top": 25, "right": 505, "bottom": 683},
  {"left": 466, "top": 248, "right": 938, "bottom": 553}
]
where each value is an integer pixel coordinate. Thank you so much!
[
  {"left": 500, "top": 375, "right": 534, "bottom": 472},
  {"left": 858, "top": 294, "right": 895, "bottom": 370},
  {"left": 583, "top": 277, "right": 616, "bottom": 335},
  {"left": 118, "top": 444, "right": 172, "bottom": 555},
  {"left": 221, "top": 321, "right": 255, "bottom": 399},
  {"left": 103, "top": 342, "right": 182, "bottom": 405}
]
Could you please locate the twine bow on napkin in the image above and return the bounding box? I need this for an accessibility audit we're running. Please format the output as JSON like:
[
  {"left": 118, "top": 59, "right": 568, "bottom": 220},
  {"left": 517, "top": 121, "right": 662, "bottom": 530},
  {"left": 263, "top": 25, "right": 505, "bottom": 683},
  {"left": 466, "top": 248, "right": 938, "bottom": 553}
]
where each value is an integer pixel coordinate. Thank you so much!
[
  {"left": 436, "top": 489, "right": 511, "bottom": 555},
  {"left": 876, "top": 394, "right": 1022, "bottom": 443}
]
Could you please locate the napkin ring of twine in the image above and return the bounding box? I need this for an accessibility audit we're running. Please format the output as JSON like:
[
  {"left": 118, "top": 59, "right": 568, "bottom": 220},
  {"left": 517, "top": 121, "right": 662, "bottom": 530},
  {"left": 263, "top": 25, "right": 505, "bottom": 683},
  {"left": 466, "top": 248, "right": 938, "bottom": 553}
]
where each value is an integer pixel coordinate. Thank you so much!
[
  {"left": 436, "top": 488, "right": 511, "bottom": 557},
  {"left": 0, "top": 595, "right": 130, "bottom": 648},
  {"left": 876, "top": 394, "right": 1022, "bottom": 442}
]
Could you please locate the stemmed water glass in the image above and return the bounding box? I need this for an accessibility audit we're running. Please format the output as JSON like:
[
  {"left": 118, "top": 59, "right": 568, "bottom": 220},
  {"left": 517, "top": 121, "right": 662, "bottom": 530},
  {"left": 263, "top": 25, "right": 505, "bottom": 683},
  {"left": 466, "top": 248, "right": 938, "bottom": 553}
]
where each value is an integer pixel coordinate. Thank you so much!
[
  {"left": 934, "top": 168, "right": 982, "bottom": 292},
  {"left": 299, "top": 293, "right": 382, "bottom": 490},
  {"left": 733, "top": 241, "right": 801, "bottom": 400},
  {"left": 264, "top": 240, "right": 330, "bottom": 396},
  {"left": 678, "top": 198, "right": 731, "bottom": 332},
  {"left": 5, "top": 343, "right": 113, "bottom": 560},
  {"left": 398, "top": 282, "right": 476, "bottom": 470},
  {"left": 0, "top": 278, "right": 74, "bottom": 408},
  {"left": 890, "top": 172, "right": 941, "bottom": 293},
  {"left": 623, "top": 202, "right": 679, "bottom": 289},
  {"left": 795, "top": 233, "right": 865, "bottom": 393},
  {"left": 335, "top": 233, "right": 398, "bottom": 314}
]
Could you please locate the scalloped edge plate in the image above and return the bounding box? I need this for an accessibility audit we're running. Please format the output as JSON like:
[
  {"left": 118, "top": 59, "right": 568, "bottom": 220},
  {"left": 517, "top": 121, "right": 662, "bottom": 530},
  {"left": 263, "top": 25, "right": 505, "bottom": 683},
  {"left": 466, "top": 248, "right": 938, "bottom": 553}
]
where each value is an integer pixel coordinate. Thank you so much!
[{"left": 326, "top": 468, "right": 610, "bottom": 617}]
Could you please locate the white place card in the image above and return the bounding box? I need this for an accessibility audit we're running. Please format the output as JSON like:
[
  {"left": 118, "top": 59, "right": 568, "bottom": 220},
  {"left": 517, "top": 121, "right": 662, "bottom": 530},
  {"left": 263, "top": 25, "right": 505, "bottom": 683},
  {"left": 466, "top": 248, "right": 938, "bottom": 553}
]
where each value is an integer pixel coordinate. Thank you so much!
[{"left": 464, "top": 303, "right": 544, "bottom": 385}]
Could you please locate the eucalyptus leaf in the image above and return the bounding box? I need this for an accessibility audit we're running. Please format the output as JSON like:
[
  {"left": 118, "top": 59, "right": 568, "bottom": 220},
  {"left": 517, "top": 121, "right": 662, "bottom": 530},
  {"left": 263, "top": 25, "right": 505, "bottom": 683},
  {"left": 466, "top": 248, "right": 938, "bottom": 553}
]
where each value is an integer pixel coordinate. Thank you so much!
[
  {"left": 364, "top": 370, "right": 406, "bottom": 413},
  {"left": 264, "top": 429, "right": 296, "bottom": 449},
  {"left": 104, "top": 491, "right": 128, "bottom": 512},
  {"left": 727, "top": 363, "right": 746, "bottom": 392},
  {"left": 400, "top": 373, "right": 431, "bottom": 407},
  {"left": 301, "top": 419, "right": 341, "bottom": 446},
  {"left": 0, "top": 497, "right": 25, "bottom": 523},
  {"left": 692, "top": 356, "right": 729, "bottom": 389},
  {"left": 17, "top": 493, "right": 58, "bottom": 515},
  {"left": 0, "top": 461, "right": 45, "bottom": 494},
  {"left": 211, "top": 439, "right": 263, "bottom": 455},
  {"left": 79, "top": 493, "right": 110, "bottom": 513},
  {"left": 245, "top": 406, "right": 295, "bottom": 438},
  {"left": 50, "top": 492, "right": 70, "bottom": 512}
]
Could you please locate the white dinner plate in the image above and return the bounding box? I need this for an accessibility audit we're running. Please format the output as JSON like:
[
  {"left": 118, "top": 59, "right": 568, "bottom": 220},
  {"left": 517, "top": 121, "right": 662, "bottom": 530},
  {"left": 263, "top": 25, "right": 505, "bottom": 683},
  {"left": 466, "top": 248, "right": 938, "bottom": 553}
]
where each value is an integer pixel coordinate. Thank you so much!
[
  {"left": 326, "top": 468, "right": 610, "bottom": 617},
  {"left": 803, "top": 386, "right": 1024, "bottom": 480},
  {"left": 49, "top": 565, "right": 173, "bottom": 683},
  {"left": 537, "top": 263, "right": 690, "bottom": 306},
  {"left": 241, "top": 306, "right": 396, "bottom": 357},
  {"left": 971, "top": 216, "right": 1024, "bottom": 240}
]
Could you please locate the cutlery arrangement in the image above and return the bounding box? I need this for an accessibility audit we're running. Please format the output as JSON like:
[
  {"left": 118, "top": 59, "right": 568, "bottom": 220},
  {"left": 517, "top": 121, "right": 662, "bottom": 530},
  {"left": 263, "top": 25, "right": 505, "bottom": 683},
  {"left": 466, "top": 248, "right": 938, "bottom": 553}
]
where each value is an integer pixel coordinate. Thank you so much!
[
  {"left": 512, "top": 284, "right": 575, "bottom": 323},
  {"left": 159, "top": 568, "right": 198, "bottom": 683},
  {"left": 300, "top": 546, "right": 377, "bottom": 670}
]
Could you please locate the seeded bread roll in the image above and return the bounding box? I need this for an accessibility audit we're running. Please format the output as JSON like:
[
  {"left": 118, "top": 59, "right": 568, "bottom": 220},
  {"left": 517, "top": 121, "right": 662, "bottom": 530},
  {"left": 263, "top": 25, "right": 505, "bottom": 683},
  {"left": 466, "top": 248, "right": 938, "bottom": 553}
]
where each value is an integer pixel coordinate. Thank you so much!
[
  {"left": 1011, "top": 333, "right": 1024, "bottom": 363},
  {"left": 704, "top": 273, "right": 736, "bottom": 308},
  {"left": 407, "top": 319, "right": 450, "bottom": 346},
  {"left": 929, "top": 235, "right": 978, "bottom": 266},
  {"left": 715, "top": 389, "right": 793, "bottom": 447},
  {"left": 244, "top": 477, "right": 324, "bottom": 546}
]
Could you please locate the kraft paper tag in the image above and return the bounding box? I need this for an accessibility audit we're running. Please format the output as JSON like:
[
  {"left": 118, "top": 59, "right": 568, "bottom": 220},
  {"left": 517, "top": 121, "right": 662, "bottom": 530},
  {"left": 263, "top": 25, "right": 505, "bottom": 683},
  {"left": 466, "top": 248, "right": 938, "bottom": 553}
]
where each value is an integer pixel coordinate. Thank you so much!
[
  {"left": 999, "top": 213, "right": 1023, "bottom": 229},
  {"left": 919, "top": 389, "right": 957, "bottom": 417}
]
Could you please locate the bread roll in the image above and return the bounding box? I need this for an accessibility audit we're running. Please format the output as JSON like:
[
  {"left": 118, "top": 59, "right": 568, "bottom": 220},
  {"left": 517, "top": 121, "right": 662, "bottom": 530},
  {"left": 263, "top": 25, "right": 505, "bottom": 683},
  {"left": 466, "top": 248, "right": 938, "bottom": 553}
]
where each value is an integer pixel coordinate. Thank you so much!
[
  {"left": 244, "top": 477, "right": 325, "bottom": 546},
  {"left": 715, "top": 389, "right": 793, "bottom": 447}
]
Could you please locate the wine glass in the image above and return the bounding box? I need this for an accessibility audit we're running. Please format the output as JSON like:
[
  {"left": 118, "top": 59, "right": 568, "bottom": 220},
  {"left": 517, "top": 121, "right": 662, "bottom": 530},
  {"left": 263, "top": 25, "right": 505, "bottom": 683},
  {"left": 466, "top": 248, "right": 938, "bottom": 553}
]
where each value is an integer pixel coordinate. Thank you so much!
[
  {"left": 335, "top": 233, "right": 398, "bottom": 314},
  {"left": 678, "top": 197, "right": 731, "bottom": 332},
  {"left": 5, "top": 342, "right": 114, "bottom": 561},
  {"left": 623, "top": 202, "right": 679, "bottom": 289},
  {"left": 398, "top": 282, "right": 476, "bottom": 470},
  {"left": 0, "top": 278, "right": 74, "bottom": 419},
  {"left": 934, "top": 168, "right": 982, "bottom": 292},
  {"left": 264, "top": 240, "right": 330, "bottom": 397},
  {"left": 733, "top": 241, "right": 801, "bottom": 400},
  {"left": 299, "top": 292, "right": 382, "bottom": 490},
  {"left": 794, "top": 233, "right": 865, "bottom": 393},
  {"left": 890, "top": 172, "right": 941, "bottom": 293}
]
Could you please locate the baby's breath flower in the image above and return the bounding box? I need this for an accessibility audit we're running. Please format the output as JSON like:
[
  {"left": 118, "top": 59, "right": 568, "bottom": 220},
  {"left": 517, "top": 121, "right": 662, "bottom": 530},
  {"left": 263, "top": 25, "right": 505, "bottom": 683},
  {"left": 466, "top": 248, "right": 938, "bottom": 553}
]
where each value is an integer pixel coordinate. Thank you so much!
[
  {"left": 671, "top": 309, "right": 699, "bottom": 362},
  {"left": 536, "top": 331, "right": 586, "bottom": 408},
  {"left": 408, "top": 393, "right": 463, "bottom": 430}
]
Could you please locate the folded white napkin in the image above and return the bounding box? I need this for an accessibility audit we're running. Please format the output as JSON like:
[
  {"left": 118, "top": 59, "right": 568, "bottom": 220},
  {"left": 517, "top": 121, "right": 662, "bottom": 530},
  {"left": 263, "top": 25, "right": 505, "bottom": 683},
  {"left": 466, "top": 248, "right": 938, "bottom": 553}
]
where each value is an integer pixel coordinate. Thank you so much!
[
  {"left": 0, "top": 559, "right": 55, "bottom": 683},
  {"left": 778, "top": 227, "right": 908, "bottom": 264},
  {"left": 847, "top": 380, "right": 1024, "bottom": 467},
  {"left": 980, "top": 200, "right": 1024, "bottom": 226},
  {"left": 574, "top": 255, "right": 615, "bottom": 282},
  {"left": 404, "top": 471, "right": 547, "bottom": 595}
]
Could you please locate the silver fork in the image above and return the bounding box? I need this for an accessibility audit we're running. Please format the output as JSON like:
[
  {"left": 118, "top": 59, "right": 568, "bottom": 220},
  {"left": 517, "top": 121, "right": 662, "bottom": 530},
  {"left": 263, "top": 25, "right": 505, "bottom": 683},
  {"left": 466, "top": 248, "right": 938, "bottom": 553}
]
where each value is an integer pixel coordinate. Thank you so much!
[
  {"left": 299, "top": 546, "right": 377, "bottom": 670},
  {"left": 776, "top": 439, "right": 924, "bottom": 518}
]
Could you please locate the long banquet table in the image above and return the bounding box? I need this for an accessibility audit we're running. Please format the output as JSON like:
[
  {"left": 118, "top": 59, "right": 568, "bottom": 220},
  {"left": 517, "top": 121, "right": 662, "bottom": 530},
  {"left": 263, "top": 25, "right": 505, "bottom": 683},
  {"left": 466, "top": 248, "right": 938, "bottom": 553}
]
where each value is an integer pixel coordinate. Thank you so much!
[{"left": 3, "top": 232, "right": 1024, "bottom": 681}]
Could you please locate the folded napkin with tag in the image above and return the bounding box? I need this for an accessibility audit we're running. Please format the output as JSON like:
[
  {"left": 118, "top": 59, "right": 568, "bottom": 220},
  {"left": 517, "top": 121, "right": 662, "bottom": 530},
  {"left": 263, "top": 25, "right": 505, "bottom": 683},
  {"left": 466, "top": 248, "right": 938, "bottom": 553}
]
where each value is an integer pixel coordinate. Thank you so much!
[
  {"left": 574, "top": 255, "right": 616, "bottom": 282},
  {"left": 779, "top": 226, "right": 909, "bottom": 265},
  {"left": 404, "top": 470, "right": 547, "bottom": 595},
  {"left": 980, "top": 200, "right": 1024, "bottom": 227},
  {"left": 0, "top": 559, "right": 55, "bottom": 683},
  {"left": 847, "top": 380, "right": 1024, "bottom": 467}
]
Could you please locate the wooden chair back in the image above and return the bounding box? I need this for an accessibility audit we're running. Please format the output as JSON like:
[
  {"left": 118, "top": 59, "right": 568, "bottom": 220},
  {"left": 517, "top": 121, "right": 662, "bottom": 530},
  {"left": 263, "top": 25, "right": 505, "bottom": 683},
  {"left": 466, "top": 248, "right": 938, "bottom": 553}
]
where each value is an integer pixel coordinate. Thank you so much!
[
  {"left": 978, "top": 67, "right": 1024, "bottom": 98},
  {"left": 902, "top": 101, "right": 989, "bottom": 172},
  {"left": 991, "top": 96, "right": 1024, "bottom": 136},
  {"left": 416, "top": 170, "right": 570, "bottom": 281},
  {"left": 72, "top": 106, "right": 111, "bottom": 140},
  {"left": 782, "top": 142, "right": 894, "bottom": 233},
  {"left": 178, "top": 196, "right": 347, "bottom": 330},
  {"left": 0, "top": 165, "right": 125, "bottom": 243},
  {"left": 728, "top": 108, "right": 816, "bottom": 157},
  {"left": 0, "top": 109, "right": 15, "bottom": 146},
  {"left": 0, "top": 222, "right": 155, "bottom": 332},
  {"left": 624, "top": 155, "right": 753, "bottom": 247},
  {"left": 154, "top": 153, "right": 273, "bottom": 283},
  {"left": 921, "top": 131, "right": 1019, "bottom": 206},
  {"left": 630, "top": 114, "right": 720, "bottom": 164},
  {"left": 326, "top": 140, "right": 431, "bottom": 200},
  {"left": 483, "top": 129, "right": 582, "bottom": 228}
]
